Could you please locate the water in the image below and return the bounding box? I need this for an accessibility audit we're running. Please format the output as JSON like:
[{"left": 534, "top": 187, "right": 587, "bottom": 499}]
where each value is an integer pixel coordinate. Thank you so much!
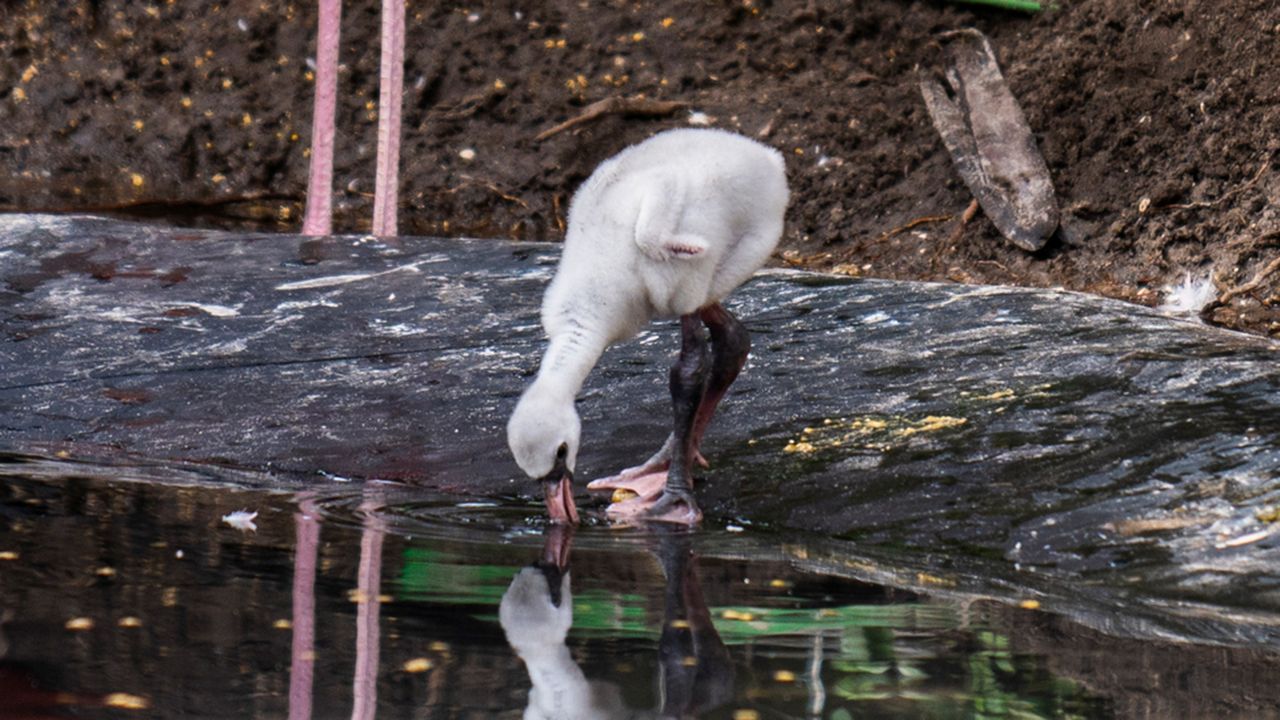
[
  {"left": 0, "top": 461, "right": 1131, "bottom": 712},
  {"left": 1, "top": 458, "right": 1278, "bottom": 719}
]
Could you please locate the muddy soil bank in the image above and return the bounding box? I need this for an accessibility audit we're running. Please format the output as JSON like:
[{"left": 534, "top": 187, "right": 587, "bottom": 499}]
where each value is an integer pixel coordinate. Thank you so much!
[{"left": 1, "top": 0, "right": 1278, "bottom": 334}]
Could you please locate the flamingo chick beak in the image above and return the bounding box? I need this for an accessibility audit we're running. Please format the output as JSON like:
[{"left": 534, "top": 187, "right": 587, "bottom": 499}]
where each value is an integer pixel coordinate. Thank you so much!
[{"left": 539, "top": 458, "right": 579, "bottom": 525}]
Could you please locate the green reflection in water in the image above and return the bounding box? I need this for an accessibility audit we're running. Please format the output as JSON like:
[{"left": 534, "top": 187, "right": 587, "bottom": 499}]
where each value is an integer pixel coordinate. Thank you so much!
[{"left": 393, "top": 542, "right": 1105, "bottom": 718}]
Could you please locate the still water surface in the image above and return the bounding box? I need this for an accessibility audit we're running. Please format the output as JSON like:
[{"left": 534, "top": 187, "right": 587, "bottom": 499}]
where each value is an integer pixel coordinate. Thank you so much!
[{"left": 0, "top": 460, "right": 1275, "bottom": 719}]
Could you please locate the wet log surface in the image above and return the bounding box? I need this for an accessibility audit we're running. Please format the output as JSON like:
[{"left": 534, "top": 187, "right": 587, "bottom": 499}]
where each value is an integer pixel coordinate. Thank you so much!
[{"left": 2, "top": 214, "right": 1278, "bottom": 646}]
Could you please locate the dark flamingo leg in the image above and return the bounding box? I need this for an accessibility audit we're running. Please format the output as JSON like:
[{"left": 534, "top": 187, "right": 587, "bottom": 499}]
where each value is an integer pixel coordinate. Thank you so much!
[
  {"left": 691, "top": 302, "right": 751, "bottom": 450},
  {"left": 589, "top": 303, "right": 750, "bottom": 519}
]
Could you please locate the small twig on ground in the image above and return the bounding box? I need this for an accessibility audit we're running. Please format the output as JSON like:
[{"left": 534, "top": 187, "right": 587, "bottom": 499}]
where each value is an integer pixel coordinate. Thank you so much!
[
  {"left": 551, "top": 193, "right": 567, "bottom": 234},
  {"left": 536, "top": 96, "right": 690, "bottom": 141},
  {"left": 757, "top": 111, "right": 779, "bottom": 139},
  {"left": 946, "top": 199, "right": 981, "bottom": 245},
  {"left": 429, "top": 84, "right": 505, "bottom": 121},
  {"left": 976, "top": 259, "right": 1011, "bottom": 276},
  {"left": 1162, "top": 160, "right": 1271, "bottom": 211},
  {"left": 876, "top": 213, "right": 954, "bottom": 243},
  {"left": 1216, "top": 254, "right": 1280, "bottom": 306},
  {"left": 443, "top": 176, "right": 529, "bottom": 208},
  {"left": 931, "top": 199, "right": 982, "bottom": 274}
]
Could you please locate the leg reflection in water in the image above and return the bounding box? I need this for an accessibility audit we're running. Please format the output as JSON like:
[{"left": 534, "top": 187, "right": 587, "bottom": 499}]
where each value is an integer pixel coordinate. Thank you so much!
[
  {"left": 655, "top": 529, "right": 733, "bottom": 716},
  {"left": 499, "top": 526, "right": 733, "bottom": 718}
]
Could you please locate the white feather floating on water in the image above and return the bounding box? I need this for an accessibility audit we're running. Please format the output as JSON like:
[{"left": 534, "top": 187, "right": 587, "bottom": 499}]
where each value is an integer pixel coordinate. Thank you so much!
[
  {"left": 221, "top": 510, "right": 258, "bottom": 532},
  {"left": 1158, "top": 272, "right": 1217, "bottom": 317}
]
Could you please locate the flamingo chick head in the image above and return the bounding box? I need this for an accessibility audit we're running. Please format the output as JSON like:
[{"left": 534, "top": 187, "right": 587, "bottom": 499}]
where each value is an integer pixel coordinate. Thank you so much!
[{"left": 507, "top": 386, "right": 581, "bottom": 524}]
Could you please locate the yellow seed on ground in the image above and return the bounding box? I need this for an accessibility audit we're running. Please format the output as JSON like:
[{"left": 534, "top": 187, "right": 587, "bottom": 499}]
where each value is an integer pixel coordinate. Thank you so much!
[
  {"left": 668, "top": 619, "right": 690, "bottom": 629},
  {"left": 897, "top": 415, "right": 967, "bottom": 437},
  {"left": 403, "top": 657, "right": 434, "bottom": 673},
  {"left": 773, "top": 669, "right": 797, "bottom": 683},
  {"left": 631, "top": 31, "right": 646, "bottom": 41},
  {"left": 429, "top": 640, "right": 450, "bottom": 652},
  {"left": 21, "top": 64, "right": 38, "bottom": 82},
  {"left": 118, "top": 617, "right": 143, "bottom": 628},
  {"left": 681, "top": 655, "right": 698, "bottom": 666},
  {"left": 768, "top": 579, "right": 791, "bottom": 589},
  {"left": 915, "top": 571, "right": 956, "bottom": 587},
  {"left": 104, "top": 693, "right": 150, "bottom": 710},
  {"left": 0, "top": 551, "right": 17, "bottom": 561},
  {"left": 132, "top": 120, "right": 144, "bottom": 131},
  {"left": 211, "top": 173, "right": 226, "bottom": 184},
  {"left": 733, "top": 711, "right": 760, "bottom": 720},
  {"left": 96, "top": 566, "right": 117, "bottom": 577},
  {"left": 181, "top": 96, "right": 192, "bottom": 108},
  {"left": 661, "top": 17, "right": 675, "bottom": 28},
  {"left": 66, "top": 617, "right": 95, "bottom": 631},
  {"left": 273, "top": 619, "right": 292, "bottom": 629},
  {"left": 130, "top": 173, "right": 144, "bottom": 187},
  {"left": 241, "top": 113, "right": 252, "bottom": 125},
  {"left": 1019, "top": 599, "right": 1041, "bottom": 610},
  {"left": 12, "top": 87, "right": 27, "bottom": 102}
]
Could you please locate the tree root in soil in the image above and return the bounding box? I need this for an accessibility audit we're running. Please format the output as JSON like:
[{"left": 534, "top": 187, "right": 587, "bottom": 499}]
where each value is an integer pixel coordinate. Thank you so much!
[
  {"left": 1214, "top": 255, "right": 1280, "bottom": 307},
  {"left": 1160, "top": 160, "right": 1271, "bottom": 212}
]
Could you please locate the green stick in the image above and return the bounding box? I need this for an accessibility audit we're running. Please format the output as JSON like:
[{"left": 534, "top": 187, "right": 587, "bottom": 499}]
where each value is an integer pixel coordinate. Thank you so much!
[{"left": 949, "top": 0, "right": 1047, "bottom": 12}]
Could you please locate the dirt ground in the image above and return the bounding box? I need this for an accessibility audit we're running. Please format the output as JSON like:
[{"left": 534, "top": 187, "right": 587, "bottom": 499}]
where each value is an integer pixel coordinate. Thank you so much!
[{"left": 2, "top": 0, "right": 1278, "bottom": 336}]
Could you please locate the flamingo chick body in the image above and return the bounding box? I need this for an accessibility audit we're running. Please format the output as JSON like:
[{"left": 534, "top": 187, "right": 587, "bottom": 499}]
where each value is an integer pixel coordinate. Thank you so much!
[{"left": 507, "top": 128, "right": 789, "bottom": 524}]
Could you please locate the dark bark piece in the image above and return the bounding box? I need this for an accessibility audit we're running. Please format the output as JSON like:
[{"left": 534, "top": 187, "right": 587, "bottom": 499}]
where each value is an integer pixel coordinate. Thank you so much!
[{"left": 920, "top": 28, "right": 1059, "bottom": 251}]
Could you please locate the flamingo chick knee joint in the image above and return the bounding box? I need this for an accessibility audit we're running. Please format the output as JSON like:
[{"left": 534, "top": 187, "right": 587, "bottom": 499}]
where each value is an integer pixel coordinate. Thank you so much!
[{"left": 507, "top": 128, "right": 790, "bottom": 525}]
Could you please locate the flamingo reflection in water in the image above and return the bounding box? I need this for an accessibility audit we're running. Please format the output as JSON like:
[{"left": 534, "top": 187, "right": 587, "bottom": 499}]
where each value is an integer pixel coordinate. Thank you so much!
[{"left": 500, "top": 526, "right": 733, "bottom": 718}]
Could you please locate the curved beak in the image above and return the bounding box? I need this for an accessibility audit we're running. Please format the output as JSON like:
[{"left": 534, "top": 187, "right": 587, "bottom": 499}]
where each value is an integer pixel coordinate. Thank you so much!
[{"left": 538, "top": 456, "right": 579, "bottom": 525}]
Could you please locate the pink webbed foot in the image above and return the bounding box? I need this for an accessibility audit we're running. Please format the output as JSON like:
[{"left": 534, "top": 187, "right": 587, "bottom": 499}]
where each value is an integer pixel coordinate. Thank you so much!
[
  {"left": 587, "top": 470, "right": 668, "bottom": 499},
  {"left": 604, "top": 483, "right": 703, "bottom": 525},
  {"left": 586, "top": 450, "right": 708, "bottom": 494}
]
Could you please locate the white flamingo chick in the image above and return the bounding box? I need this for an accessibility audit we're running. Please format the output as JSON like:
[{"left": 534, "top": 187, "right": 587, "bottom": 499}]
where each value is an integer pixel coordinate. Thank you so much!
[{"left": 507, "top": 128, "right": 789, "bottom": 524}]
